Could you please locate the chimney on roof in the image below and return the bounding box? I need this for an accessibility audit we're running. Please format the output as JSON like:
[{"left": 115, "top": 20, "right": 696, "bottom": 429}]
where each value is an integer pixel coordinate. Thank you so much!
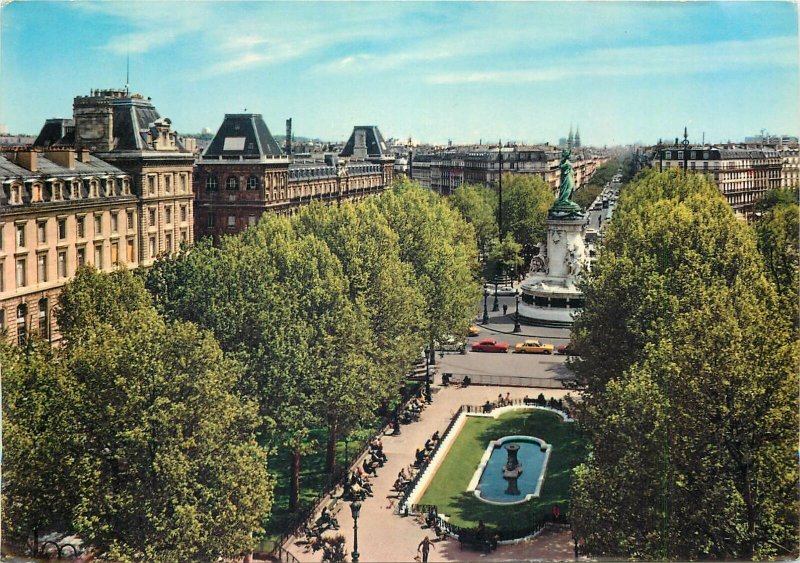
[
  {"left": 79, "top": 147, "right": 91, "bottom": 163},
  {"left": 16, "top": 150, "right": 38, "bottom": 172},
  {"left": 46, "top": 148, "right": 76, "bottom": 169}
]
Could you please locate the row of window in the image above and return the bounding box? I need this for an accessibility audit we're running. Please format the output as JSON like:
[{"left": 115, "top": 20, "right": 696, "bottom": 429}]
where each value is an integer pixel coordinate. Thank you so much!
[
  {"left": 2, "top": 177, "right": 132, "bottom": 206},
  {"left": 146, "top": 204, "right": 190, "bottom": 228},
  {"left": 0, "top": 299, "right": 49, "bottom": 345},
  {"left": 206, "top": 214, "right": 258, "bottom": 228},
  {"left": 146, "top": 172, "right": 190, "bottom": 196},
  {"left": 0, "top": 212, "right": 135, "bottom": 253},
  {"left": 205, "top": 175, "right": 261, "bottom": 191}
]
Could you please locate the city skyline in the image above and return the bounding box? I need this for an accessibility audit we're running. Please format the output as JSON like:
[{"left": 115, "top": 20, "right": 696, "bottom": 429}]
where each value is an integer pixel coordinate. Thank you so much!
[{"left": 1, "top": 1, "right": 798, "bottom": 146}]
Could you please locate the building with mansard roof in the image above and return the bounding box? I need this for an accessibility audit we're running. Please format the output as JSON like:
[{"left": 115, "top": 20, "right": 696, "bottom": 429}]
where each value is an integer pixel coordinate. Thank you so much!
[
  {"left": 0, "top": 147, "right": 136, "bottom": 344},
  {"left": 194, "top": 114, "right": 393, "bottom": 241}
]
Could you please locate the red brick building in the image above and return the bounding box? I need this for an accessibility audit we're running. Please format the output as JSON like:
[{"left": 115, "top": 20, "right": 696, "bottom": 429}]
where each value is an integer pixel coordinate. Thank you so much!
[{"left": 194, "top": 116, "right": 393, "bottom": 240}]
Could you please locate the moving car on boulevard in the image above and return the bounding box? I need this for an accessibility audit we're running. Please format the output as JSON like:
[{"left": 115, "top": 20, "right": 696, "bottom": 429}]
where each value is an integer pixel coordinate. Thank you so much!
[
  {"left": 471, "top": 339, "right": 509, "bottom": 353},
  {"left": 514, "top": 339, "right": 554, "bottom": 354},
  {"left": 556, "top": 341, "right": 580, "bottom": 356}
]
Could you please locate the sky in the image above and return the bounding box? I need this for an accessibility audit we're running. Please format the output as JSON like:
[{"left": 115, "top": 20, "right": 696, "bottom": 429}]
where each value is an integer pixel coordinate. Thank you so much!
[{"left": 0, "top": 1, "right": 798, "bottom": 146}]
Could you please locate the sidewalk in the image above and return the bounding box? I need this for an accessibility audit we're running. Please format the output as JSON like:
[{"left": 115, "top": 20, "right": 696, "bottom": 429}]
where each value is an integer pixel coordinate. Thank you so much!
[{"left": 283, "top": 384, "right": 576, "bottom": 563}]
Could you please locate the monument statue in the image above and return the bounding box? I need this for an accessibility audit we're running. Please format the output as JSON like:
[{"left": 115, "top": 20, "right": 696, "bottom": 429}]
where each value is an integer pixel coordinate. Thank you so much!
[{"left": 548, "top": 148, "right": 583, "bottom": 218}]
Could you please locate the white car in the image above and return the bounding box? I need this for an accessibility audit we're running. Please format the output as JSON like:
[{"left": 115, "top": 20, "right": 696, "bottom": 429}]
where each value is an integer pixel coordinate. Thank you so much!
[{"left": 484, "top": 284, "right": 516, "bottom": 296}]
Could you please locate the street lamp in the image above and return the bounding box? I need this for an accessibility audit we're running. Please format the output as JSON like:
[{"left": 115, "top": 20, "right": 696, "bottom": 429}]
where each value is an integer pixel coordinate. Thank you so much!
[
  {"left": 492, "top": 281, "right": 500, "bottom": 312},
  {"left": 350, "top": 501, "right": 361, "bottom": 563},
  {"left": 513, "top": 290, "right": 522, "bottom": 333},
  {"left": 682, "top": 127, "right": 690, "bottom": 172},
  {"left": 482, "top": 287, "right": 490, "bottom": 324},
  {"left": 424, "top": 347, "right": 432, "bottom": 404}
]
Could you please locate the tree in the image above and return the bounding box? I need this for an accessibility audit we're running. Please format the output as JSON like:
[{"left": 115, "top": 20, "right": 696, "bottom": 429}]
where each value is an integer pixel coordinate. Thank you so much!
[
  {"left": 293, "top": 201, "right": 426, "bottom": 471},
  {"left": 488, "top": 233, "right": 524, "bottom": 281},
  {"left": 570, "top": 169, "right": 799, "bottom": 560},
  {"left": 499, "top": 174, "right": 553, "bottom": 253},
  {"left": 378, "top": 178, "right": 481, "bottom": 358},
  {"left": 448, "top": 183, "right": 498, "bottom": 258},
  {"left": 754, "top": 200, "right": 799, "bottom": 330},
  {"left": 59, "top": 269, "right": 273, "bottom": 561},
  {"left": 0, "top": 340, "right": 79, "bottom": 554}
]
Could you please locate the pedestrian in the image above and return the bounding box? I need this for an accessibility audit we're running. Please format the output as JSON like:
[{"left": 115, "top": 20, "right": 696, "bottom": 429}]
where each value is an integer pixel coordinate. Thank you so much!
[
  {"left": 505, "top": 392, "right": 511, "bottom": 406},
  {"left": 417, "top": 536, "right": 436, "bottom": 563},
  {"left": 502, "top": 304, "right": 508, "bottom": 315}
]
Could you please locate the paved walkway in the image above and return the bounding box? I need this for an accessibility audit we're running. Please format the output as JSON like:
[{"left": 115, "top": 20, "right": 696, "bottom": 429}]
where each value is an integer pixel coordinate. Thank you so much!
[{"left": 283, "top": 384, "right": 576, "bottom": 563}]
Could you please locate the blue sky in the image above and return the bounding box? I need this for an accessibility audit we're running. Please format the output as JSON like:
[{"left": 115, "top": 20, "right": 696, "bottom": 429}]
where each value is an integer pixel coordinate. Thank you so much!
[{"left": 1, "top": 1, "right": 797, "bottom": 146}]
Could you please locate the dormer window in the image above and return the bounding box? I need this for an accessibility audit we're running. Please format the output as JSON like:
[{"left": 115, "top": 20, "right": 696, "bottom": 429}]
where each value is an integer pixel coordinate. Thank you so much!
[
  {"left": 31, "top": 184, "right": 43, "bottom": 203},
  {"left": 72, "top": 181, "right": 81, "bottom": 199},
  {"left": 89, "top": 180, "right": 99, "bottom": 198},
  {"left": 105, "top": 179, "right": 115, "bottom": 196},
  {"left": 122, "top": 178, "right": 131, "bottom": 195},
  {"left": 10, "top": 184, "right": 22, "bottom": 205},
  {"left": 52, "top": 182, "right": 63, "bottom": 201}
]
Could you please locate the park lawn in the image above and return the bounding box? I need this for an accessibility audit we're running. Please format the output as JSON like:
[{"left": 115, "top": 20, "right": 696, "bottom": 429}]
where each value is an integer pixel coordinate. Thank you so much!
[{"left": 418, "top": 409, "right": 585, "bottom": 530}]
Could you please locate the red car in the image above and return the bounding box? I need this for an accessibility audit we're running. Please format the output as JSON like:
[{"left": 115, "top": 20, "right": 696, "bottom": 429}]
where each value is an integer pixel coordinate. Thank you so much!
[
  {"left": 556, "top": 341, "right": 580, "bottom": 356},
  {"left": 471, "top": 338, "right": 509, "bottom": 353}
]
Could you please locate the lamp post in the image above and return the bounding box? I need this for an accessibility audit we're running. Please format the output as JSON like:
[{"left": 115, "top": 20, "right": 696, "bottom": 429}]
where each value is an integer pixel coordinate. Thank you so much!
[
  {"left": 424, "top": 347, "right": 432, "bottom": 404},
  {"left": 350, "top": 501, "right": 361, "bottom": 563},
  {"left": 482, "top": 287, "right": 490, "bottom": 324},
  {"left": 492, "top": 281, "right": 500, "bottom": 312},
  {"left": 513, "top": 290, "right": 522, "bottom": 333}
]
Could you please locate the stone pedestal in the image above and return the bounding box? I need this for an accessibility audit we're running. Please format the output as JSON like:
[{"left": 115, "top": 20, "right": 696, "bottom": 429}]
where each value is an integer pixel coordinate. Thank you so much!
[{"left": 518, "top": 216, "right": 587, "bottom": 326}]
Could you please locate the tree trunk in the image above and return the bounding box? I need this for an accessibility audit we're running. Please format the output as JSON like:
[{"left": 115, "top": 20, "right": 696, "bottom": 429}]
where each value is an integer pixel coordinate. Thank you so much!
[
  {"left": 325, "top": 421, "right": 338, "bottom": 474},
  {"left": 289, "top": 448, "right": 301, "bottom": 512}
]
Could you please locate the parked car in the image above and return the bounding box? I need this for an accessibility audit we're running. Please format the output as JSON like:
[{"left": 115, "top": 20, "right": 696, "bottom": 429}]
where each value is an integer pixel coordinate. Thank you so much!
[
  {"left": 556, "top": 341, "right": 580, "bottom": 356},
  {"left": 484, "top": 283, "right": 517, "bottom": 296},
  {"left": 435, "top": 336, "right": 466, "bottom": 353},
  {"left": 471, "top": 338, "right": 509, "bottom": 353},
  {"left": 514, "top": 339, "right": 554, "bottom": 354},
  {"left": 467, "top": 325, "right": 481, "bottom": 336}
]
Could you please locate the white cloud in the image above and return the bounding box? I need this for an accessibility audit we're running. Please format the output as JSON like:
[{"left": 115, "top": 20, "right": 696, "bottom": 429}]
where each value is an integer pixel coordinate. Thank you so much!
[{"left": 427, "top": 36, "right": 799, "bottom": 84}]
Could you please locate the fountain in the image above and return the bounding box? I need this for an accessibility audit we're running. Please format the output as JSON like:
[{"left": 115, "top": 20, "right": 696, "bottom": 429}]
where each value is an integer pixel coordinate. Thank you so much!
[
  {"left": 469, "top": 436, "right": 551, "bottom": 505},
  {"left": 502, "top": 444, "right": 523, "bottom": 495}
]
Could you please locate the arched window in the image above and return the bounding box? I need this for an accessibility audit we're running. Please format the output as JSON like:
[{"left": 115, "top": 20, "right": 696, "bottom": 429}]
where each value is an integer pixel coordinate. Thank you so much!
[
  {"left": 205, "top": 175, "right": 218, "bottom": 191},
  {"left": 16, "top": 303, "right": 27, "bottom": 346},
  {"left": 226, "top": 176, "right": 239, "bottom": 191},
  {"left": 247, "top": 176, "right": 259, "bottom": 190},
  {"left": 38, "top": 298, "right": 48, "bottom": 340}
]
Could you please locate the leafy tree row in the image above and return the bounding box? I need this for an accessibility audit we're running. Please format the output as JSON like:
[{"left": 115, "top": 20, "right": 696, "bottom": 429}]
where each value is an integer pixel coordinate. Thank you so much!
[
  {"left": 146, "top": 179, "right": 480, "bottom": 511},
  {"left": 2, "top": 269, "right": 272, "bottom": 562},
  {"left": 448, "top": 174, "right": 553, "bottom": 279},
  {"left": 569, "top": 170, "right": 798, "bottom": 560}
]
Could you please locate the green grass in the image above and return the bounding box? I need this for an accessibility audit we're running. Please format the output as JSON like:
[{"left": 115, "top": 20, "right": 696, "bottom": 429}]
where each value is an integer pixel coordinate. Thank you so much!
[{"left": 418, "top": 410, "right": 585, "bottom": 530}]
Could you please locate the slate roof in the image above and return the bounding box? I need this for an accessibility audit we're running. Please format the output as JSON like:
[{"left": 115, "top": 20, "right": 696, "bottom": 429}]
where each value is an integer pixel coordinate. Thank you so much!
[
  {"left": 339, "top": 126, "right": 389, "bottom": 158},
  {"left": 0, "top": 153, "right": 127, "bottom": 181},
  {"left": 34, "top": 119, "right": 75, "bottom": 148},
  {"left": 202, "top": 114, "right": 283, "bottom": 159}
]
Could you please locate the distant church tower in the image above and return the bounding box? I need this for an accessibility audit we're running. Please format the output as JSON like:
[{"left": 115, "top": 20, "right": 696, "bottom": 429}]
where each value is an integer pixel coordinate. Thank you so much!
[
  {"left": 567, "top": 125, "right": 574, "bottom": 149},
  {"left": 574, "top": 126, "right": 581, "bottom": 148}
]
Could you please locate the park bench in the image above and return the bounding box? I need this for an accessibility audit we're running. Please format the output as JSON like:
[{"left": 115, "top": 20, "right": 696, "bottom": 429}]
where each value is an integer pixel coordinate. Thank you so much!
[{"left": 457, "top": 531, "right": 496, "bottom": 553}]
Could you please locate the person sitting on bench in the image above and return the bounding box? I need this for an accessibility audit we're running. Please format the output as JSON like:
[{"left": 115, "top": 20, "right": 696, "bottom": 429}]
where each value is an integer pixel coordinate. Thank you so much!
[
  {"left": 315, "top": 507, "right": 339, "bottom": 531},
  {"left": 462, "top": 375, "right": 471, "bottom": 387},
  {"left": 362, "top": 457, "right": 378, "bottom": 477},
  {"left": 414, "top": 448, "right": 426, "bottom": 466}
]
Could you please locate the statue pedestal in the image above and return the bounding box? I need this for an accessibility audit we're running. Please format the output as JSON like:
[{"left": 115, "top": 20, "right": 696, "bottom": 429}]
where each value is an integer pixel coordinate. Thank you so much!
[{"left": 518, "top": 216, "right": 587, "bottom": 327}]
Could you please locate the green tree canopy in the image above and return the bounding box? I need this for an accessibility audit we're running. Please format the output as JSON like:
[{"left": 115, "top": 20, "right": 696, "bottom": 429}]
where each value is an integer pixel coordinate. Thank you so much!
[
  {"left": 448, "top": 183, "right": 498, "bottom": 256},
  {"left": 570, "top": 169, "right": 799, "bottom": 560},
  {"left": 499, "top": 174, "right": 553, "bottom": 251},
  {"left": 58, "top": 268, "right": 273, "bottom": 561},
  {"left": 0, "top": 340, "right": 79, "bottom": 552}
]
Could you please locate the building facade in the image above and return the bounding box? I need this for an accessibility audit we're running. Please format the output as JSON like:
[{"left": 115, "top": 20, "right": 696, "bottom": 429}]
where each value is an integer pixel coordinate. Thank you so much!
[
  {"left": 194, "top": 117, "right": 394, "bottom": 240},
  {"left": 654, "top": 145, "right": 782, "bottom": 218},
  {"left": 410, "top": 145, "right": 607, "bottom": 197},
  {"left": 36, "top": 89, "right": 196, "bottom": 267},
  {"left": 0, "top": 148, "right": 135, "bottom": 344}
]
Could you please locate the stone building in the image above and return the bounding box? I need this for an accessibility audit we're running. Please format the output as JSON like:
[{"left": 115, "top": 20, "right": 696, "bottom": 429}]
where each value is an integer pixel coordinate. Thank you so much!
[
  {"left": 35, "top": 88, "right": 195, "bottom": 267},
  {"left": 411, "top": 145, "right": 606, "bottom": 196},
  {"left": 194, "top": 117, "right": 394, "bottom": 240},
  {"left": 778, "top": 144, "right": 799, "bottom": 189},
  {"left": 0, "top": 148, "right": 135, "bottom": 344},
  {"left": 654, "top": 145, "right": 782, "bottom": 218}
]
